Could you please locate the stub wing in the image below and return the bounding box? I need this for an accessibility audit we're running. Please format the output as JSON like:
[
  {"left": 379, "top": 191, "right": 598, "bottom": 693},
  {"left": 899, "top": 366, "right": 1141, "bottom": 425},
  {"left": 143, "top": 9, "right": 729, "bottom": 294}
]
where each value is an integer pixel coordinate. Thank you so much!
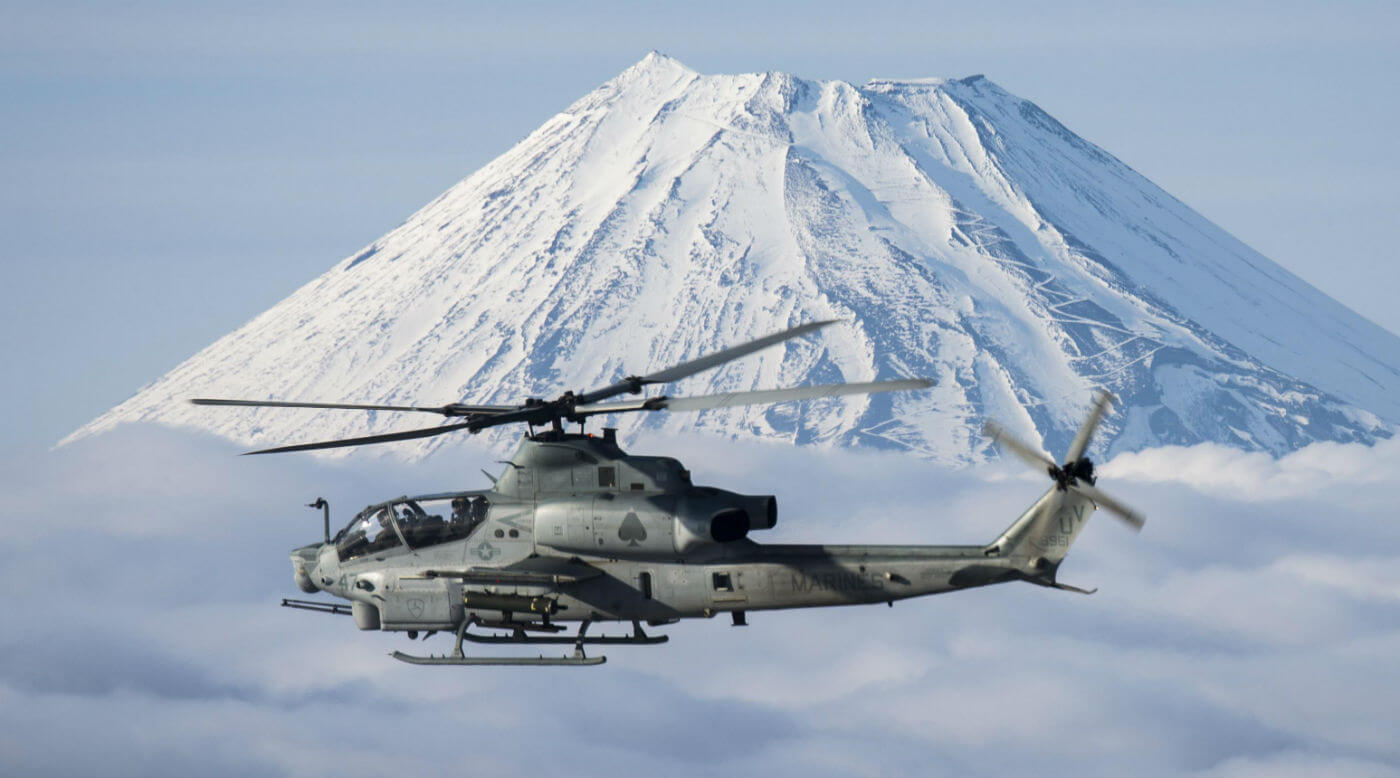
[{"left": 423, "top": 557, "right": 602, "bottom": 585}]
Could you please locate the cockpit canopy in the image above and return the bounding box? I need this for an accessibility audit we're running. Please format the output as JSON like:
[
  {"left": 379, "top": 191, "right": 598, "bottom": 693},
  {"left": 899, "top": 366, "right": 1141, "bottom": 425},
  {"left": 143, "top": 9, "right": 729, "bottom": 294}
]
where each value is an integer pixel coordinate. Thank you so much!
[{"left": 333, "top": 494, "right": 490, "bottom": 562}]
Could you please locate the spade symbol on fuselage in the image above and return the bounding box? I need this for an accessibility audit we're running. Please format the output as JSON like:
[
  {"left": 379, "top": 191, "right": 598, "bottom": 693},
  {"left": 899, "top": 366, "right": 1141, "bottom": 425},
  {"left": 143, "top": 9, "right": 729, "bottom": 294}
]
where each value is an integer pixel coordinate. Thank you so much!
[{"left": 618, "top": 512, "right": 647, "bottom": 547}]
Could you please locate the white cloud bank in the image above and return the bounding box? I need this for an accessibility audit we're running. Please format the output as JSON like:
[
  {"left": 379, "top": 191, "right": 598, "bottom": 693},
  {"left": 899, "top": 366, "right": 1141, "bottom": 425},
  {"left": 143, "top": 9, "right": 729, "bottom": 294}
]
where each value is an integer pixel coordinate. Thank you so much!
[
  {"left": 1103, "top": 437, "right": 1400, "bottom": 500},
  {"left": 1, "top": 426, "right": 1397, "bottom": 777}
]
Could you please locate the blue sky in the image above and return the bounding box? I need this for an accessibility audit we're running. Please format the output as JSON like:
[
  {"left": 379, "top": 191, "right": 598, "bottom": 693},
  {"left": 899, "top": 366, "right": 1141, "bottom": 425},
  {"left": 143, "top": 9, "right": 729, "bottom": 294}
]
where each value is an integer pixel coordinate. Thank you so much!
[
  {"left": 3, "top": 3, "right": 1400, "bottom": 775},
  {"left": 4, "top": 1, "right": 1399, "bottom": 452}
]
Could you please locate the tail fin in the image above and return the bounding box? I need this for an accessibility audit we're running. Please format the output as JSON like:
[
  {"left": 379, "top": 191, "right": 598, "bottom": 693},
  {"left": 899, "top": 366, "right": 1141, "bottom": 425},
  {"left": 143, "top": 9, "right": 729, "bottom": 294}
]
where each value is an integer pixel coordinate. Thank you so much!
[
  {"left": 980, "top": 390, "right": 1144, "bottom": 593},
  {"left": 985, "top": 487, "right": 1097, "bottom": 567}
]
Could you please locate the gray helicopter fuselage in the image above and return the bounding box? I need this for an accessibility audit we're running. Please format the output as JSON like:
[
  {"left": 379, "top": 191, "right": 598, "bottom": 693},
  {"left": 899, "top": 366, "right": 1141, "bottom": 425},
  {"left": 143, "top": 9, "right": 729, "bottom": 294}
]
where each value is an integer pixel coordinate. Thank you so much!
[
  {"left": 215, "top": 324, "right": 1134, "bottom": 665},
  {"left": 292, "top": 432, "right": 1095, "bottom": 635}
]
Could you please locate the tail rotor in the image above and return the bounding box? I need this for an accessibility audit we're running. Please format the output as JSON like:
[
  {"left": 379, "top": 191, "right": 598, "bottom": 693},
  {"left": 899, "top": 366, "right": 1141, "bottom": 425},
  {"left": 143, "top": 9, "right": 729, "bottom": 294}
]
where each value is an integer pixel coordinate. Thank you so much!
[{"left": 984, "top": 390, "right": 1144, "bottom": 532}]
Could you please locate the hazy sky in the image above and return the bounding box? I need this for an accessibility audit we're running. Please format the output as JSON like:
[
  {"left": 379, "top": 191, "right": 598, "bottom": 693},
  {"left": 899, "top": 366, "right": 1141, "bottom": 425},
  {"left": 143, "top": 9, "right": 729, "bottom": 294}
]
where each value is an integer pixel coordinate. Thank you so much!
[{"left": 4, "top": 1, "right": 1399, "bottom": 451}]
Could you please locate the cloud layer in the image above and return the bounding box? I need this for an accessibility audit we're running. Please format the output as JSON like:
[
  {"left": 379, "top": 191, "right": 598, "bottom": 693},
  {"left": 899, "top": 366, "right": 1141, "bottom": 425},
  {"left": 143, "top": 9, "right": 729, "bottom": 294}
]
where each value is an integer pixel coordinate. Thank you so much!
[{"left": 2, "top": 426, "right": 1398, "bottom": 776}]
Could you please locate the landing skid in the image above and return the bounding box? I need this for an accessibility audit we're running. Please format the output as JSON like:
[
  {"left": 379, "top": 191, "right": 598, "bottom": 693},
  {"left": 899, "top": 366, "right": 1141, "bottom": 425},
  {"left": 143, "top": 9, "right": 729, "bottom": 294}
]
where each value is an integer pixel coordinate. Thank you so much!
[
  {"left": 391, "top": 651, "right": 604, "bottom": 667},
  {"left": 389, "top": 617, "right": 663, "bottom": 667}
]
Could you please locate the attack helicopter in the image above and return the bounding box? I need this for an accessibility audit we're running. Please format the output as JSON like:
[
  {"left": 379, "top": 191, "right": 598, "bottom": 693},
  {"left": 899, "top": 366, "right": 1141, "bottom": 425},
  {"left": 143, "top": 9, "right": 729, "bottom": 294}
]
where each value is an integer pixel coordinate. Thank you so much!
[{"left": 193, "top": 320, "right": 1143, "bottom": 666}]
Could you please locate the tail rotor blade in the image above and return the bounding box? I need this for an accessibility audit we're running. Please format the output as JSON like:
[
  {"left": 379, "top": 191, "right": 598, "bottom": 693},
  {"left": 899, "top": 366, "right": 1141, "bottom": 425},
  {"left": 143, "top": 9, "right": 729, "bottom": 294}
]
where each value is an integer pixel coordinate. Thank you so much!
[
  {"left": 983, "top": 420, "right": 1057, "bottom": 471},
  {"left": 1068, "top": 481, "right": 1145, "bottom": 532},
  {"left": 1064, "top": 389, "right": 1115, "bottom": 464}
]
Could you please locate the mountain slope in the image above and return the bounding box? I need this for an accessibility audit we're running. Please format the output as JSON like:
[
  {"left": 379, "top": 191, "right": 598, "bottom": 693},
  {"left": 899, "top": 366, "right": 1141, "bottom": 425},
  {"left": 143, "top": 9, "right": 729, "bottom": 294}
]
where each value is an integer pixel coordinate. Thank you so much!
[{"left": 66, "top": 53, "right": 1398, "bottom": 463}]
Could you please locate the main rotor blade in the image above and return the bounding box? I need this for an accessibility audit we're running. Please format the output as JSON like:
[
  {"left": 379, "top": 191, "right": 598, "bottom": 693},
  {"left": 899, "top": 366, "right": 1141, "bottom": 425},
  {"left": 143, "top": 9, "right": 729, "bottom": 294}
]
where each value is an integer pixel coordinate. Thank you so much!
[
  {"left": 242, "top": 421, "right": 477, "bottom": 455},
  {"left": 190, "top": 398, "right": 515, "bottom": 416},
  {"left": 574, "top": 378, "right": 934, "bottom": 416},
  {"left": 1068, "top": 481, "right": 1146, "bottom": 532},
  {"left": 575, "top": 320, "right": 841, "bottom": 404},
  {"left": 983, "top": 420, "right": 1057, "bottom": 471},
  {"left": 665, "top": 377, "right": 934, "bottom": 411},
  {"left": 1064, "top": 389, "right": 1115, "bottom": 464}
]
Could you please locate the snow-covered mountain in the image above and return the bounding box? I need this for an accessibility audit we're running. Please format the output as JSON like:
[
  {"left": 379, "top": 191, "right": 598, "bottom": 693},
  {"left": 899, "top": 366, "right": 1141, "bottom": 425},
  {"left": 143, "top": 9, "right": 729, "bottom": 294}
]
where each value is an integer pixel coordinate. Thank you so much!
[{"left": 67, "top": 52, "right": 1400, "bottom": 463}]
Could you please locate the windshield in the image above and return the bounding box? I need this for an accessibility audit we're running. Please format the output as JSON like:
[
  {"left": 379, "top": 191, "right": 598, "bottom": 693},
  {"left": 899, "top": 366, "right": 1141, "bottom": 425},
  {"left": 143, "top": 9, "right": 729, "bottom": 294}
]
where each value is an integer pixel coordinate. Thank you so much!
[
  {"left": 335, "top": 505, "right": 403, "bottom": 561},
  {"left": 335, "top": 495, "right": 490, "bottom": 562}
]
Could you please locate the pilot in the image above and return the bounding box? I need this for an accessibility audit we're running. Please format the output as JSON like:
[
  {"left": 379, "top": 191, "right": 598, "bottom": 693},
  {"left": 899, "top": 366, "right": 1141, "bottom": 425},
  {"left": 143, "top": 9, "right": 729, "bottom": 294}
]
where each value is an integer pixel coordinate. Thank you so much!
[
  {"left": 363, "top": 507, "right": 393, "bottom": 549},
  {"left": 457, "top": 497, "right": 488, "bottom": 536},
  {"left": 451, "top": 497, "right": 470, "bottom": 524}
]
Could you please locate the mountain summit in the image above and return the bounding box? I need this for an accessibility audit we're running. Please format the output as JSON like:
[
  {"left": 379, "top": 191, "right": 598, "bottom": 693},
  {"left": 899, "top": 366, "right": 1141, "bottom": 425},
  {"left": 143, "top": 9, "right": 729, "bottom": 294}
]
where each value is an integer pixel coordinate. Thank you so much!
[{"left": 68, "top": 54, "right": 1399, "bottom": 462}]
